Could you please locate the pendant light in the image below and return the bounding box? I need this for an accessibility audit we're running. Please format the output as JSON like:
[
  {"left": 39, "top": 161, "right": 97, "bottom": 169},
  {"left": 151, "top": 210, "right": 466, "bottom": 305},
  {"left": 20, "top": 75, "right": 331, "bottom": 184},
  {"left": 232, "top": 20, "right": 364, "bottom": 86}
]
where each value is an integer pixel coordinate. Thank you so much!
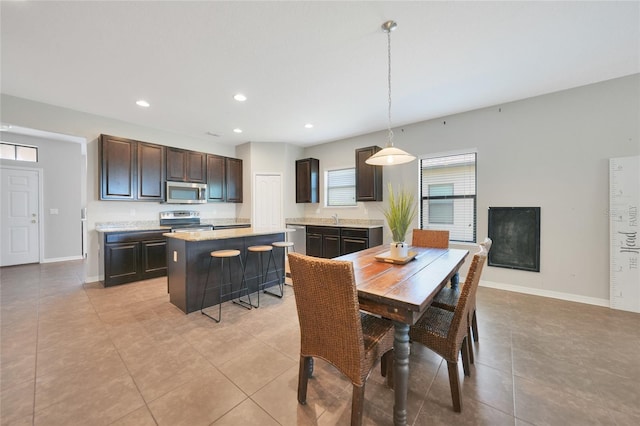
[{"left": 366, "top": 20, "right": 416, "bottom": 166}]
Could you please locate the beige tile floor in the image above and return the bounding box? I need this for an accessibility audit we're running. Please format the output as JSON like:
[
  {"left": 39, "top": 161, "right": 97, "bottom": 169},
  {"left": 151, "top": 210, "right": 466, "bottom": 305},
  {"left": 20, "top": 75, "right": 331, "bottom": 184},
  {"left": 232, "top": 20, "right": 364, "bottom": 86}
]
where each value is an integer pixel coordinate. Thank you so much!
[{"left": 1, "top": 260, "right": 639, "bottom": 425}]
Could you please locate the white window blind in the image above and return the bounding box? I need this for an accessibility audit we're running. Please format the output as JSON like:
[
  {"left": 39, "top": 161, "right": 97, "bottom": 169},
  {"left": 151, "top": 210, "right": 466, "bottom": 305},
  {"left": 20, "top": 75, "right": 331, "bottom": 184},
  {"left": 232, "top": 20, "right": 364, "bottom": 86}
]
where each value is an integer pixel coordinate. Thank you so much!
[
  {"left": 428, "top": 183, "right": 454, "bottom": 224},
  {"left": 420, "top": 152, "right": 476, "bottom": 242},
  {"left": 326, "top": 168, "right": 356, "bottom": 206}
]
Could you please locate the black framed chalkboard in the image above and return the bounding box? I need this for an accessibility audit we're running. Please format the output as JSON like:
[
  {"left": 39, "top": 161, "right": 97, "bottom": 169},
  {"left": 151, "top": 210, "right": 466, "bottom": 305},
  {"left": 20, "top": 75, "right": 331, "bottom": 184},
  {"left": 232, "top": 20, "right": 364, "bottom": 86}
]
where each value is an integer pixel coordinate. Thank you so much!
[{"left": 487, "top": 207, "right": 540, "bottom": 272}]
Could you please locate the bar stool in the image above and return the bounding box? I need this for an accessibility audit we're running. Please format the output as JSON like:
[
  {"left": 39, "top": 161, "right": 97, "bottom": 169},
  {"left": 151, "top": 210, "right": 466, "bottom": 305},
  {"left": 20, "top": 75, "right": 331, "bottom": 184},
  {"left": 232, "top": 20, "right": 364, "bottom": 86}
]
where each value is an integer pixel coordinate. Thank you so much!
[
  {"left": 245, "top": 245, "right": 282, "bottom": 307},
  {"left": 200, "top": 249, "right": 252, "bottom": 322},
  {"left": 272, "top": 241, "right": 294, "bottom": 287}
]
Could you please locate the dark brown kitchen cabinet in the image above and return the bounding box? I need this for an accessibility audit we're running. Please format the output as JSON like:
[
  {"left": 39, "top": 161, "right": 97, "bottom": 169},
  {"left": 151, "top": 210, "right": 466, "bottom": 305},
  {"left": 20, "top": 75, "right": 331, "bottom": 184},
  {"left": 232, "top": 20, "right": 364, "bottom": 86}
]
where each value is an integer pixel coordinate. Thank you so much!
[
  {"left": 103, "top": 230, "right": 167, "bottom": 286},
  {"left": 206, "top": 154, "right": 226, "bottom": 202},
  {"left": 100, "top": 135, "right": 165, "bottom": 201},
  {"left": 225, "top": 157, "right": 243, "bottom": 203},
  {"left": 307, "top": 231, "right": 322, "bottom": 257},
  {"left": 166, "top": 148, "right": 206, "bottom": 183},
  {"left": 100, "top": 135, "right": 136, "bottom": 200},
  {"left": 306, "top": 226, "right": 383, "bottom": 258},
  {"left": 206, "top": 155, "right": 243, "bottom": 203},
  {"left": 100, "top": 134, "right": 243, "bottom": 203},
  {"left": 305, "top": 226, "right": 339, "bottom": 259},
  {"left": 305, "top": 229, "right": 323, "bottom": 257},
  {"left": 355, "top": 146, "right": 383, "bottom": 202},
  {"left": 137, "top": 142, "right": 165, "bottom": 200},
  {"left": 296, "top": 158, "right": 319, "bottom": 203},
  {"left": 340, "top": 227, "right": 382, "bottom": 255},
  {"left": 142, "top": 239, "right": 168, "bottom": 275},
  {"left": 323, "top": 229, "right": 342, "bottom": 259}
]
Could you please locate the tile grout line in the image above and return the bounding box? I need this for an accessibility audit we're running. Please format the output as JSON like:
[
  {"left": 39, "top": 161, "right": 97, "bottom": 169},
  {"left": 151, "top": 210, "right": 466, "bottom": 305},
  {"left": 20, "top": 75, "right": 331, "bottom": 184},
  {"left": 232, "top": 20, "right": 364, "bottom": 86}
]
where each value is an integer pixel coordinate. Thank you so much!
[{"left": 82, "top": 280, "right": 161, "bottom": 426}]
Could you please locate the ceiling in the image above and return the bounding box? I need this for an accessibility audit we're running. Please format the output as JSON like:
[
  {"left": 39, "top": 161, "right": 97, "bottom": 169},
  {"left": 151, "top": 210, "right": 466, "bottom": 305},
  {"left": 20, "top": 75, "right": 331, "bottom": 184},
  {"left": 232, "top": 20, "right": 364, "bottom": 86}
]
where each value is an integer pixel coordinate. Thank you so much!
[{"left": 2, "top": 1, "right": 639, "bottom": 147}]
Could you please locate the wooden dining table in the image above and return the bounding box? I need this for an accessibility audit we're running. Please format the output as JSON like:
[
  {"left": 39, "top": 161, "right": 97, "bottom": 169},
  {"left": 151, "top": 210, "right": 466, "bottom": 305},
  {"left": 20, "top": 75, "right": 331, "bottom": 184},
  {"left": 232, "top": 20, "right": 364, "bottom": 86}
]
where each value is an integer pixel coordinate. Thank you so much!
[{"left": 336, "top": 244, "right": 469, "bottom": 426}]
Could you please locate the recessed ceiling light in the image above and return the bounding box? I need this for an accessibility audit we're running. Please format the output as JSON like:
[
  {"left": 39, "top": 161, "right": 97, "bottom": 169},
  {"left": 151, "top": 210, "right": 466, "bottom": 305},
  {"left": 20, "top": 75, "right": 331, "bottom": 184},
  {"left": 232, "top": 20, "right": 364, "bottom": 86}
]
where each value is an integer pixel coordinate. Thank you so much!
[
  {"left": 304, "top": 123, "right": 314, "bottom": 129},
  {"left": 136, "top": 100, "right": 150, "bottom": 107},
  {"left": 233, "top": 128, "right": 243, "bottom": 133},
  {"left": 233, "top": 94, "right": 247, "bottom": 102}
]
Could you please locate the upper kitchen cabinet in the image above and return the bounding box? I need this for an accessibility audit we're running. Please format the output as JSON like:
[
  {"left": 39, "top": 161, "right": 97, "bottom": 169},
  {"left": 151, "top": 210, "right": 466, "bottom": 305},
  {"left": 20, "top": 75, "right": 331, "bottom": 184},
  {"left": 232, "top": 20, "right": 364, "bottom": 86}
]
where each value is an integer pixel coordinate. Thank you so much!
[
  {"left": 100, "top": 135, "right": 166, "bottom": 201},
  {"left": 206, "top": 154, "right": 226, "bottom": 202},
  {"left": 355, "top": 146, "right": 383, "bottom": 202},
  {"left": 166, "top": 147, "right": 206, "bottom": 183},
  {"left": 225, "top": 157, "right": 243, "bottom": 203},
  {"left": 207, "top": 155, "right": 243, "bottom": 203},
  {"left": 100, "top": 135, "right": 135, "bottom": 200},
  {"left": 296, "top": 158, "right": 319, "bottom": 203},
  {"left": 137, "top": 142, "right": 165, "bottom": 200}
]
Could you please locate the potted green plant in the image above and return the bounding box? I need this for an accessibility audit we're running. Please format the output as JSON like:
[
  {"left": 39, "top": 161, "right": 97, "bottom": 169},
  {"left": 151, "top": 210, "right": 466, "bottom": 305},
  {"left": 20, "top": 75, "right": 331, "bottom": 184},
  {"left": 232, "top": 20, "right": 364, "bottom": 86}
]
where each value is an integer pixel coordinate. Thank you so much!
[{"left": 382, "top": 183, "right": 418, "bottom": 258}]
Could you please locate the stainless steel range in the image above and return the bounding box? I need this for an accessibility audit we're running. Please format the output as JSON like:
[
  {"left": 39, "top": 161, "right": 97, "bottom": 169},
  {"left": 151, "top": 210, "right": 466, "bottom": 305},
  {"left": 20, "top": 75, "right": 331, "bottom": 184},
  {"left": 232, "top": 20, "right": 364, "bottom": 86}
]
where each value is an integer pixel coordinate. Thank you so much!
[{"left": 159, "top": 210, "right": 213, "bottom": 232}]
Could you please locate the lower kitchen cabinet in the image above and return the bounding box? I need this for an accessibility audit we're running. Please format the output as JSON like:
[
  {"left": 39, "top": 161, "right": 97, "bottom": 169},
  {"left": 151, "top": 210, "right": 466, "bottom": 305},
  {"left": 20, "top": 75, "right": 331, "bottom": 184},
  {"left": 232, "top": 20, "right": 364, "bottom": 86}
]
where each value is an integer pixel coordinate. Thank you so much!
[
  {"left": 103, "top": 230, "right": 167, "bottom": 286},
  {"left": 322, "top": 227, "right": 341, "bottom": 259},
  {"left": 305, "top": 229, "right": 323, "bottom": 257},
  {"left": 340, "top": 228, "right": 370, "bottom": 255},
  {"left": 305, "top": 225, "right": 382, "bottom": 258},
  {"left": 307, "top": 226, "right": 341, "bottom": 258}
]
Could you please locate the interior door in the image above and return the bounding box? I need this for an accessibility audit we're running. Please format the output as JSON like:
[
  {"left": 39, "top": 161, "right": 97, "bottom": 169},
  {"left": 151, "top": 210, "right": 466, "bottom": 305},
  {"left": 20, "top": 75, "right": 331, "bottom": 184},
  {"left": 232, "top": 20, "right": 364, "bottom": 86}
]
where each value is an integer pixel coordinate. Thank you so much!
[
  {"left": 253, "top": 174, "right": 283, "bottom": 230},
  {"left": 1, "top": 167, "right": 40, "bottom": 266}
]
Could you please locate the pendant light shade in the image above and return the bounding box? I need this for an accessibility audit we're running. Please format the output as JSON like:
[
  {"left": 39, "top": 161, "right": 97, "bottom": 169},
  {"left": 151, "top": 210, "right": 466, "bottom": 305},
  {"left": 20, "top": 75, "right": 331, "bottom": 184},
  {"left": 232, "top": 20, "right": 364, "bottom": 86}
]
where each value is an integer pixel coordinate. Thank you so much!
[
  {"left": 365, "top": 146, "right": 415, "bottom": 165},
  {"left": 365, "top": 20, "right": 416, "bottom": 166}
]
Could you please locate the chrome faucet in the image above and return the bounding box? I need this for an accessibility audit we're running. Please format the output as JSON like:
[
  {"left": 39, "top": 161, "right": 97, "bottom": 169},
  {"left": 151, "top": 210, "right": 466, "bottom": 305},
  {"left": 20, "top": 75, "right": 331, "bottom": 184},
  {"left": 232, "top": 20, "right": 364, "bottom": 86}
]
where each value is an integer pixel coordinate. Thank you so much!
[{"left": 331, "top": 213, "right": 339, "bottom": 225}]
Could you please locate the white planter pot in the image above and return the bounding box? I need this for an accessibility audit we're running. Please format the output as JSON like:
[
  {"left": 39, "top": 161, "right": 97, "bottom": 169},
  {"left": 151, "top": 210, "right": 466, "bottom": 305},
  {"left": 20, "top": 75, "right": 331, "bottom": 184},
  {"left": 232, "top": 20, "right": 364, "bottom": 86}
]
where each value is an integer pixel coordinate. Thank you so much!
[{"left": 390, "top": 241, "right": 409, "bottom": 259}]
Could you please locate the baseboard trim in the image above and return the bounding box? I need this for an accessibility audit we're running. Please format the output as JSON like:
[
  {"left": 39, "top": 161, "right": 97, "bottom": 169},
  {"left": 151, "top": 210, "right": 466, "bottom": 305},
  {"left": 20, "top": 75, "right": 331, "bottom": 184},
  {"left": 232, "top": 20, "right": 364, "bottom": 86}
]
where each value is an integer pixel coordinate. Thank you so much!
[
  {"left": 479, "top": 279, "right": 610, "bottom": 308},
  {"left": 85, "top": 275, "right": 101, "bottom": 284},
  {"left": 42, "top": 255, "right": 83, "bottom": 264}
]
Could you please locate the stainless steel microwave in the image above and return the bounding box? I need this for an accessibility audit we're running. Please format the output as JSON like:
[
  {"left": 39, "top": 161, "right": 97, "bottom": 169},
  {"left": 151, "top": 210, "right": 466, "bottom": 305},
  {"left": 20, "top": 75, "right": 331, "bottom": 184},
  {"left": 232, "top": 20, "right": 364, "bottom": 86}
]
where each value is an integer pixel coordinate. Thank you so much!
[{"left": 165, "top": 181, "right": 207, "bottom": 204}]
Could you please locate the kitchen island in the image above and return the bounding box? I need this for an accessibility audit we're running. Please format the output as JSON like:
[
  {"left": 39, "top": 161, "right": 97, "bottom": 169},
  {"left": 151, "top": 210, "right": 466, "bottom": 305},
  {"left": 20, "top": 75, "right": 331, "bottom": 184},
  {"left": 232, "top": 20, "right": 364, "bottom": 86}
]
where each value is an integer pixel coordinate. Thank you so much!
[{"left": 165, "top": 228, "right": 288, "bottom": 314}]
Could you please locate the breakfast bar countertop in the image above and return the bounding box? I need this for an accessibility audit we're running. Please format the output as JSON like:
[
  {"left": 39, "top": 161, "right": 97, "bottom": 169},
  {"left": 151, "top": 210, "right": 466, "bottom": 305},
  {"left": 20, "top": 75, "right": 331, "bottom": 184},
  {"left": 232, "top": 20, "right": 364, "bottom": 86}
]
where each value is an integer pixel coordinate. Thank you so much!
[
  {"left": 95, "top": 220, "right": 251, "bottom": 233},
  {"left": 163, "top": 227, "right": 292, "bottom": 242},
  {"left": 285, "top": 219, "right": 384, "bottom": 229}
]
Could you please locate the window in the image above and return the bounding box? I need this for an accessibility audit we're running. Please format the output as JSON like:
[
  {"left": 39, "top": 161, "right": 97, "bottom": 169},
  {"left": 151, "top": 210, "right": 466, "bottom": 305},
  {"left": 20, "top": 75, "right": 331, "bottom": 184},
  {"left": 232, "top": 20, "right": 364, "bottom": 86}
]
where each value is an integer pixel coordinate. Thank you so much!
[
  {"left": 0, "top": 142, "right": 38, "bottom": 162},
  {"left": 326, "top": 168, "right": 356, "bottom": 206},
  {"left": 420, "top": 152, "right": 476, "bottom": 243},
  {"left": 428, "top": 183, "right": 454, "bottom": 224}
]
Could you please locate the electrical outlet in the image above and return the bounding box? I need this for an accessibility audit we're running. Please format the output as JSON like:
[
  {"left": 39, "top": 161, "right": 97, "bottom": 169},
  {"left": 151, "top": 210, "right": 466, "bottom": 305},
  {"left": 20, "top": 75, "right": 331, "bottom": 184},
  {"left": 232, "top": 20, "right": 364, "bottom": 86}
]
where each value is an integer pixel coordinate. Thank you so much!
[{"left": 173, "top": 251, "right": 178, "bottom": 262}]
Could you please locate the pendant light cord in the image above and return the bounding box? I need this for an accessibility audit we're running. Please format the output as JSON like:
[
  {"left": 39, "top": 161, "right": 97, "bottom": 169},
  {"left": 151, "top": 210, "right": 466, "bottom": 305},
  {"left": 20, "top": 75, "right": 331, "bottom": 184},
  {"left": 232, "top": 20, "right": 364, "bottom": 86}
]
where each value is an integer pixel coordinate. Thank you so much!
[{"left": 387, "top": 28, "right": 394, "bottom": 147}]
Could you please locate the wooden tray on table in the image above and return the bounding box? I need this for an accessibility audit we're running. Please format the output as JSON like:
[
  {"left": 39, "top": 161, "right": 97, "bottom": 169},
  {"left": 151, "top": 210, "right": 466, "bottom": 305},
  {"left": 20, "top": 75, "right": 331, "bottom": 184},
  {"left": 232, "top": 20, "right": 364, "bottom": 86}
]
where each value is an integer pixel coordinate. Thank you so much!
[{"left": 374, "top": 250, "right": 418, "bottom": 265}]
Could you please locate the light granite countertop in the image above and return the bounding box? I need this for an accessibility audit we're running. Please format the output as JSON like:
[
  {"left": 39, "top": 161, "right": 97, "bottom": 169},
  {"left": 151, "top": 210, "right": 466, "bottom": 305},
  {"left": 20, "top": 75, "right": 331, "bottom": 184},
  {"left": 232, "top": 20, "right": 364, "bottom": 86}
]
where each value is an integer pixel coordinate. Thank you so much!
[
  {"left": 95, "top": 220, "right": 251, "bottom": 233},
  {"left": 285, "top": 219, "right": 384, "bottom": 229},
  {"left": 163, "top": 227, "right": 291, "bottom": 242}
]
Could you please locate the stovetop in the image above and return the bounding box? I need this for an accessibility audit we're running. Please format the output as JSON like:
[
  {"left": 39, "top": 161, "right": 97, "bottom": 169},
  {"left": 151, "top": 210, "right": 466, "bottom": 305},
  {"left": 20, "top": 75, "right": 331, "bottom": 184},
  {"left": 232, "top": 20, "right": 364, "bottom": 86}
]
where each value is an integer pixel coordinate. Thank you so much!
[{"left": 160, "top": 210, "right": 203, "bottom": 227}]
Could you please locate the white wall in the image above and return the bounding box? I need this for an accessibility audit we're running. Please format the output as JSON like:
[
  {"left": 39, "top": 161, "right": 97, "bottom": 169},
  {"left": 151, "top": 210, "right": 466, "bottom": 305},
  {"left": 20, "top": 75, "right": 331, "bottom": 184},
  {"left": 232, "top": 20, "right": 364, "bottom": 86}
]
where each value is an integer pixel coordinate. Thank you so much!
[
  {"left": 236, "top": 141, "right": 305, "bottom": 223},
  {"left": 0, "top": 132, "right": 83, "bottom": 262},
  {"left": 303, "top": 74, "right": 640, "bottom": 304}
]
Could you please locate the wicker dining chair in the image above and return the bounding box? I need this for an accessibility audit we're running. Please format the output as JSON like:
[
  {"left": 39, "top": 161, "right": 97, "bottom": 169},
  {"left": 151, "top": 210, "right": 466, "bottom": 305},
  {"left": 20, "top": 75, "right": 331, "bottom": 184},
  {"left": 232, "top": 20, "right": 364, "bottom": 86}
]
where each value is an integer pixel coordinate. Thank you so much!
[
  {"left": 408, "top": 248, "right": 488, "bottom": 412},
  {"left": 288, "top": 252, "right": 395, "bottom": 426},
  {"left": 432, "top": 238, "right": 492, "bottom": 363},
  {"left": 411, "top": 229, "right": 450, "bottom": 248}
]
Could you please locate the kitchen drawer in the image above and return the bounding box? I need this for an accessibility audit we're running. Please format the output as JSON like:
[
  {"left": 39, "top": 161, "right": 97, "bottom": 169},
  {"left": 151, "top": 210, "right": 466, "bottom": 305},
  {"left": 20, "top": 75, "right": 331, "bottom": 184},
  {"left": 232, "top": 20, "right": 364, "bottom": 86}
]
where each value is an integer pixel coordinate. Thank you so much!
[
  {"left": 105, "top": 230, "right": 166, "bottom": 244},
  {"left": 307, "top": 226, "right": 340, "bottom": 236},
  {"left": 340, "top": 228, "right": 369, "bottom": 239}
]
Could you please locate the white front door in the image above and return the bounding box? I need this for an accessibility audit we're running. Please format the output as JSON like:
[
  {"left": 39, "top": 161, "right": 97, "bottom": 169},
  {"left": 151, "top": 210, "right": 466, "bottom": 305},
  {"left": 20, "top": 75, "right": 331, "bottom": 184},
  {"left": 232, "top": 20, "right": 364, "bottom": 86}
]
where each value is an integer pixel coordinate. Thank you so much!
[
  {"left": 1, "top": 167, "right": 40, "bottom": 266},
  {"left": 253, "top": 174, "right": 283, "bottom": 230}
]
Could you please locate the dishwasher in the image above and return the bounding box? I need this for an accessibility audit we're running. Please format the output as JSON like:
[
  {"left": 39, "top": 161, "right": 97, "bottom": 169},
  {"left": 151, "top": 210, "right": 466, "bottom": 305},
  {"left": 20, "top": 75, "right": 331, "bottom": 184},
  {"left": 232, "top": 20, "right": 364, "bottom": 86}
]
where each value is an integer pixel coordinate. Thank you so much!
[{"left": 286, "top": 224, "right": 306, "bottom": 255}]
